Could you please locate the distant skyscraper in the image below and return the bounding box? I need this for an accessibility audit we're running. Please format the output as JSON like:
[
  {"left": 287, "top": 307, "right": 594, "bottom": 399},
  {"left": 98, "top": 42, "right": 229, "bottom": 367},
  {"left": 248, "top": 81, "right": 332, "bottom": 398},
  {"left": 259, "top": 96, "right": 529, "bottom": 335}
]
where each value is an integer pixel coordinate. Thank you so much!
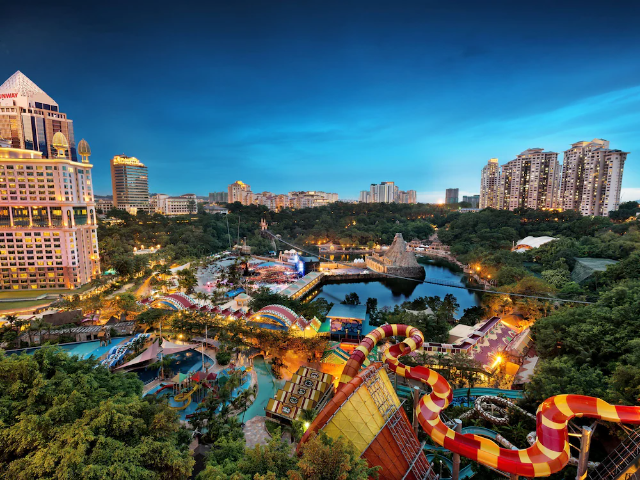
[
  {"left": 560, "top": 139, "right": 628, "bottom": 216},
  {"left": 462, "top": 195, "right": 480, "bottom": 209},
  {"left": 0, "top": 136, "right": 100, "bottom": 290},
  {"left": 208, "top": 191, "right": 228, "bottom": 203},
  {"left": 479, "top": 158, "right": 499, "bottom": 209},
  {"left": 228, "top": 180, "right": 251, "bottom": 204},
  {"left": 498, "top": 148, "right": 560, "bottom": 211},
  {"left": 363, "top": 182, "right": 415, "bottom": 203},
  {"left": 445, "top": 188, "right": 459, "bottom": 204},
  {"left": 110, "top": 155, "right": 150, "bottom": 213},
  {"left": 0, "top": 71, "right": 78, "bottom": 161}
]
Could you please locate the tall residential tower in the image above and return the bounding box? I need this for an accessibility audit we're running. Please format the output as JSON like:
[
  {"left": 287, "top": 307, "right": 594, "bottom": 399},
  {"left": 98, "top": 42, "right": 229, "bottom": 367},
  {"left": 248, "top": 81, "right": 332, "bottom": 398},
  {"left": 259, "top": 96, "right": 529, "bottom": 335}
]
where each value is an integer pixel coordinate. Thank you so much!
[
  {"left": 498, "top": 148, "right": 561, "bottom": 211},
  {"left": 479, "top": 158, "right": 499, "bottom": 209},
  {"left": 560, "top": 139, "right": 628, "bottom": 216}
]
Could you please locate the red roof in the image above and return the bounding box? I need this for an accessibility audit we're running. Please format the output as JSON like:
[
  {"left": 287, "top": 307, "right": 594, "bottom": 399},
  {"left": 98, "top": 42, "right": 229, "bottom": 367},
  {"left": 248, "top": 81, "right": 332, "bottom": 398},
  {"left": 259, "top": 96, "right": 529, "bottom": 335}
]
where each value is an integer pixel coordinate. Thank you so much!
[
  {"left": 165, "top": 294, "right": 195, "bottom": 309},
  {"left": 233, "top": 311, "right": 244, "bottom": 318}
]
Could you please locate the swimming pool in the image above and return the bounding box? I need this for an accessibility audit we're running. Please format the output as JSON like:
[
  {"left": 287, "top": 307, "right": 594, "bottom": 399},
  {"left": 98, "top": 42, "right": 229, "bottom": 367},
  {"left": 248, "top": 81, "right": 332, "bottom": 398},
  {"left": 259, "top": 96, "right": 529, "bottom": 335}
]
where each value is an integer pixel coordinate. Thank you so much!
[
  {"left": 135, "top": 349, "right": 212, "bottom": 383},
  {"left": 242, "top": 356, "right": 284, "bottom": 422},
  {"left": 6, "top": 337, "right": 130, "bottom": 360}
]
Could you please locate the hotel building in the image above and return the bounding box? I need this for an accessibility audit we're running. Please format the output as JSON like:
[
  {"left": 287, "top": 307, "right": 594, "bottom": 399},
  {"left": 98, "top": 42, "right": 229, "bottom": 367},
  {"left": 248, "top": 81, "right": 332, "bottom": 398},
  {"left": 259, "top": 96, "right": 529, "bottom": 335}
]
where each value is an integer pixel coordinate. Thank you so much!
[
  {"left": 560, "top": 139, "right": 628, "bottom": 216},
  {"left": 0, "top": 71, "right": 78, "bottom": 161},
  {"left": 110, "top": 155, "right": 150, "bottom": 213},
  {"left": 0, "top": 134, "right": 100, "bottom": 291},
  {"left": 479, "top": 158, "right": 499, "bottom": 209}
]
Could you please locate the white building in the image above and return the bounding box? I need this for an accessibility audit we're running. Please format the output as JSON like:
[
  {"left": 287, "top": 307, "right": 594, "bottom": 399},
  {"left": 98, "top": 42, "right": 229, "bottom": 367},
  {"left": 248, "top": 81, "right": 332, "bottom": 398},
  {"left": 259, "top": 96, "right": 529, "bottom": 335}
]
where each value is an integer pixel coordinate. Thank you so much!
[
  {"left": 150, "top": 193, "right": 197, "bottom": 215},
  {"left": 0, "top": 136, "right": 100, "bottom": 290}
]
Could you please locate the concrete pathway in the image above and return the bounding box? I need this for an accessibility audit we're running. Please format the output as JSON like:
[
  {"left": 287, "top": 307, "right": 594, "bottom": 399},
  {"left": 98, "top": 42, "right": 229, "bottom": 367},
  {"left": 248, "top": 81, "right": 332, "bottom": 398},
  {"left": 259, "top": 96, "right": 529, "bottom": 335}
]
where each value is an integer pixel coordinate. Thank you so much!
[{"left": 243, "top": 415, "right": 271, "bottom": 449}]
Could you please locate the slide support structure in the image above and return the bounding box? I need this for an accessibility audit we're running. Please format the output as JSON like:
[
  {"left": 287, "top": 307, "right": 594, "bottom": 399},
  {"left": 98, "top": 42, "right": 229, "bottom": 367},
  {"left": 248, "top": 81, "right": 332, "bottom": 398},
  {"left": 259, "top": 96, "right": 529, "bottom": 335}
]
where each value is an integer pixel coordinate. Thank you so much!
[{"left": 452, "top": 419, "right": 462, "bottom": 480}]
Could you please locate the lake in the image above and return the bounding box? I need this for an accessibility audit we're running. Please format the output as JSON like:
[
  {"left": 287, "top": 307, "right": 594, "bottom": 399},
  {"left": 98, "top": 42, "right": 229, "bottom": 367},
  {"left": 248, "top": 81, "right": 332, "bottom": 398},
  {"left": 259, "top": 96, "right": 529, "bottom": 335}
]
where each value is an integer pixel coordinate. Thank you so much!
[{"left": 312, "top": 263, "right": 480, "bottom": 317}]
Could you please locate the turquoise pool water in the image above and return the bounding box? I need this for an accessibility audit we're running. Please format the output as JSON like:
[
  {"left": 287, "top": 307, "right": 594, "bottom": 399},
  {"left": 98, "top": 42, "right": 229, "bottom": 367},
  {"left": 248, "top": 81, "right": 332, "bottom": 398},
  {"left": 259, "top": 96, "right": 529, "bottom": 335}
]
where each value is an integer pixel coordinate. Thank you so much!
[
  {"left": 61, "top": 337, "right": 131, "bottom": 359},
  {"left": 242, "top": 356, "right": 284, "bottom": 422},
  {"left": 135, "top": 349, "right": 212, "bottom": 383},
  {"left": 6, "top": 337, "right": 130, "bottom": 359}
]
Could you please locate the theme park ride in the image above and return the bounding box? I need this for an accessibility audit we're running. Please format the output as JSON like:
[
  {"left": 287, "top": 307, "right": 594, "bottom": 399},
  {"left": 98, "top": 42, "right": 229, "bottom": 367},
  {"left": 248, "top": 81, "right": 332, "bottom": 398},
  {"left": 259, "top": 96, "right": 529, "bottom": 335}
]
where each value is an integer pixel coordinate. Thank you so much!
[{"left": 300, "top": 324, "right": 640, "bottom": 479}]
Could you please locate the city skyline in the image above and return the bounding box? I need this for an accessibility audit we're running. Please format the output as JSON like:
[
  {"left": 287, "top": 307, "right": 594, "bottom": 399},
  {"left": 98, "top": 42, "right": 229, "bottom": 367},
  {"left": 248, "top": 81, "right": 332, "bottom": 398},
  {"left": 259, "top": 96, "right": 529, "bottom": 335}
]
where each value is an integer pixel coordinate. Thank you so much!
[{"left": 2, "top": 1, "right": 640, "bottom": 202}]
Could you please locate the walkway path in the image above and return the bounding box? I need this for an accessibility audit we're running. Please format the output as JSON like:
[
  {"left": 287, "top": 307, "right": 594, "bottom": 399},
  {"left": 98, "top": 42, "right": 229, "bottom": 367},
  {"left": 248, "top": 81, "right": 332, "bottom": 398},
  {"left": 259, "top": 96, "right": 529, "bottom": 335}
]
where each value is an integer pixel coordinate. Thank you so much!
[{"left": 243, "top": 416, "right": 270, "bottom": 448}]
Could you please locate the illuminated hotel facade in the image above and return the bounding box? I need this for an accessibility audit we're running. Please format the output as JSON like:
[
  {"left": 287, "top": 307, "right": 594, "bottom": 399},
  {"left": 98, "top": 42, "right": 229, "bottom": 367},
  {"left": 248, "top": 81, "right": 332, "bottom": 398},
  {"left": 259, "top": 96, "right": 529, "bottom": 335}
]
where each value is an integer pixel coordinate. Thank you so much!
[
  {"left": 110, "top": 155, "right": 150, "bottom": 213},
  {"left": 0, "top": 71, "right": 78, "bottom": 161},
  {"left": 0, "top": 135, "right": 100, "bottom": 291}
]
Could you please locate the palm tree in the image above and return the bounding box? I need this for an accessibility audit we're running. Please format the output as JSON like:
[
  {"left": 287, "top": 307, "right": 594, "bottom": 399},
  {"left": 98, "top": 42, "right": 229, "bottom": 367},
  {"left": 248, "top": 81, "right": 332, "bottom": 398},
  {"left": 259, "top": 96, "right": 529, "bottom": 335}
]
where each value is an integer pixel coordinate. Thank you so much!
[
  {"left": 299, "top": 407, "right": 316, "bottom": 427},
  {"left": 234, "top": 386, "right": 256, "bottom": 424}
]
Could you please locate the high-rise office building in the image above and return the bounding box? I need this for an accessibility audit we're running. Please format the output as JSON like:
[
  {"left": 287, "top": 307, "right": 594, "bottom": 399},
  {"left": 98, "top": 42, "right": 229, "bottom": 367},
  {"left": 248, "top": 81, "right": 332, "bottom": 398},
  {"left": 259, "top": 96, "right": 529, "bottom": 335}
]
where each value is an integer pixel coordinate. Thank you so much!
[
  {"left": 479, "top": 158, "right": 499, "bottom": 209},
  {"left": 445, "top": 188, "right": 459, "bottom": 204},
  {"left": 498, "top": 148, "right": 560, "bottom": 211},
  {"left": 228, "top": 180, "right": 252, "bottom": 204},
  {"left": 0, "top": 135, "right": 100, "bottom": 291},
  {"left": 110, "top": 155, "right": 150, "bottom": 213},
  {"left": 560, "top": 139, "right": 628, "bottom": 216},
  {"left": 0, "top": 71, "right": 78, "bottom": 161},
  {"left": 462, "top": 195, "right": 480, "bottom": 209}
]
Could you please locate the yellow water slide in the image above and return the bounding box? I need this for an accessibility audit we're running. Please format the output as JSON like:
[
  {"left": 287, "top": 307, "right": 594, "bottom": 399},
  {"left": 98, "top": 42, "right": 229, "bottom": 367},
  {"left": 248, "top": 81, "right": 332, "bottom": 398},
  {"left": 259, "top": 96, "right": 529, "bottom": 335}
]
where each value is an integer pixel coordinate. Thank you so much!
[{"left": 170, "top": 384, "right": 200, "bottom": 410}]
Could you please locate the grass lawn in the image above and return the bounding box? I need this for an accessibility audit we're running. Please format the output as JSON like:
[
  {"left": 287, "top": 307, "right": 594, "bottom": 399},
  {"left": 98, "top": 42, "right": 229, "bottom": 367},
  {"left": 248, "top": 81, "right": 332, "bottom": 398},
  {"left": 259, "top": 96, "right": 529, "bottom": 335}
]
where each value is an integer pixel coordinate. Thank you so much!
[
  {"left": 0, "top": 299, "right": 54, "bottom": 313},
  {"left": 0, "top": 283, "right": 94, "bottom": 300}
]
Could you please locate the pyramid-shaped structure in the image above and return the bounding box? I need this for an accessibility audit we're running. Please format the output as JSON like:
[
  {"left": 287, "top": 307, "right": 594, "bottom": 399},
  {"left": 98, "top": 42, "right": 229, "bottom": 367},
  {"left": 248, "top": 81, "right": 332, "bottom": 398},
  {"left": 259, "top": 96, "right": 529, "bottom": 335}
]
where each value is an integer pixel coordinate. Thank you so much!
[
  {"left": 0, "top": 71, "right": 56, "bottom": 106},
  {"left": 384, "top": 233, "right": 420, "bottom": 268}
]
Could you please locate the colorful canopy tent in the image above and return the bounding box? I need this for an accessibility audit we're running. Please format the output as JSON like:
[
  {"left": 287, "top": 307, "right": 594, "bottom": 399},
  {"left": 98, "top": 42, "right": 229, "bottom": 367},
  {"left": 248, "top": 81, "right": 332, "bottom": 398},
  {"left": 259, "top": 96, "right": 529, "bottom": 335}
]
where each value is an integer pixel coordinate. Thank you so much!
[
  {"left": 171, "top": 372, "right": 189, "bottom": 383},
  {"left": 117, "top": 340, "right": 161, "bottom": 369},
  {"left": 116, "top": 338, "right": 197, "bottom": 370}
]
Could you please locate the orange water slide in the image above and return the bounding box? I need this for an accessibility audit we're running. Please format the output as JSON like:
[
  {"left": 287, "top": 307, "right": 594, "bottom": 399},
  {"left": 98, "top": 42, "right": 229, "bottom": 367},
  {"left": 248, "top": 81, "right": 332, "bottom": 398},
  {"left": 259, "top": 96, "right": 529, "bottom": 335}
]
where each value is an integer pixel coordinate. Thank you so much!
[{"left": 334, "top": 324, "right": 640, "bottom": 477}]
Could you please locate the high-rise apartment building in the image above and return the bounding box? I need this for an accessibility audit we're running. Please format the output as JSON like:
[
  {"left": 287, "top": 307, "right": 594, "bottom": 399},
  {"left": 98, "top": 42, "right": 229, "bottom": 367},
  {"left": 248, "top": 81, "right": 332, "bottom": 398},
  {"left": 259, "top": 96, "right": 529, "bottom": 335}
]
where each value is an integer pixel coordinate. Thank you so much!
[
  {"left": 498, "top": 148, "right": 560, "bottom": 211},
  {"left": 361, "top": 183, "right": 416, "bottom": 203},
  {"left": 445, "top": 188, "right": 459, "bottom": 204},
  {"left": 359, "top": 191, "right": 371, "bottom": 203},
  {"left": 228, "top": 180, "right": 251, "bottom": 204},
  {"left": 110, "top": 155, "right": 150, "bottom": 213},
  {"left": 397, "top": 190, "right": 418, "bottom": 204},
  {"left": 560, "top": 139, "right": 628, "bottom": 216},
  {"left": 0, "top": 71, "right": 78, "bottom": 161},
  {"left": 0, "top": 135, "right": 100, "bottom": 291},
  {"left": 479, "top": 158, "right": 499, "bottom": 209},
  {"left": 462, "top": 195, "right": 480, "bottom": 209},
  {"left": 208, "top": 191, "right": 228, "bottom": 203}
]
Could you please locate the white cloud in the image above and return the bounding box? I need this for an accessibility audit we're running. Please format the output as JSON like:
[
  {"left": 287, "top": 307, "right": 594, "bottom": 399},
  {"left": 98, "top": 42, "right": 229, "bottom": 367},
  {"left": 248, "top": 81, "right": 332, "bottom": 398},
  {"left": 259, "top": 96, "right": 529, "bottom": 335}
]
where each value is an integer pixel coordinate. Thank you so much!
[{"left": 621, "top": 188, "right": 640, "bottom": 202}]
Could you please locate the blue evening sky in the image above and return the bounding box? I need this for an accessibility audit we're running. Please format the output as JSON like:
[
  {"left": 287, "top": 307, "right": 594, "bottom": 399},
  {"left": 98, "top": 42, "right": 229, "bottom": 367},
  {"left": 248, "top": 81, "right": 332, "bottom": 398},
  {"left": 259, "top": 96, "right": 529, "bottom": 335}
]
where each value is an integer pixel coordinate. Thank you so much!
[{"left": 2, "top": 0, "right": 639, "bottom": 202}]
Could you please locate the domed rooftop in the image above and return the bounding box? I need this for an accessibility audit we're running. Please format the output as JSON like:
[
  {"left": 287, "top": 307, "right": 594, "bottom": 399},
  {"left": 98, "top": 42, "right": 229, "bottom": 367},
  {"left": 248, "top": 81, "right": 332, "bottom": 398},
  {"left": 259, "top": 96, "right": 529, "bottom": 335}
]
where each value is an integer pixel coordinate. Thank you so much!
[
  {"left": 78, "top": 138, "right": 91, "bottom": 156},
  {"left": 52, "top": 132, "right": 68, "bottom": 148}
]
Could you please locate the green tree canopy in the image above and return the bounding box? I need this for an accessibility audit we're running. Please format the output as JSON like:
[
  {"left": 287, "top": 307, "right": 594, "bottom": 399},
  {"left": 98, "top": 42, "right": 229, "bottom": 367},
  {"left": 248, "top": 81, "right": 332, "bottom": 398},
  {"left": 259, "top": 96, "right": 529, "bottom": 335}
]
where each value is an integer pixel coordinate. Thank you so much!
[{"left": 0, "top": 347, "right": 193, "bottom": 479}]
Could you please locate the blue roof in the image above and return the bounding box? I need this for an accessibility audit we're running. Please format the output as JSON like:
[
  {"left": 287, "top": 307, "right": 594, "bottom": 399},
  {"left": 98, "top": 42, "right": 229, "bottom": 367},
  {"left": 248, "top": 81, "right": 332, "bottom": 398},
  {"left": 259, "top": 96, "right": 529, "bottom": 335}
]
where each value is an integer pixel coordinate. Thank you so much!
[{"left": 327, "top": 304, "right": 367, "bottom": 321}]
